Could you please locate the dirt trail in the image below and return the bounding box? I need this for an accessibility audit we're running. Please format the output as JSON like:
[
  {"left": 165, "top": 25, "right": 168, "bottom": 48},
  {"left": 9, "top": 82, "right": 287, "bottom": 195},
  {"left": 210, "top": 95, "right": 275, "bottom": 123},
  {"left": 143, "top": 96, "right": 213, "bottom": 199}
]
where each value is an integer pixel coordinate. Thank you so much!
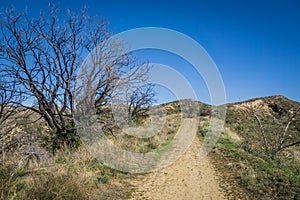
[{"left": 130, "top": 119, "right": 226, "bottom": 200}]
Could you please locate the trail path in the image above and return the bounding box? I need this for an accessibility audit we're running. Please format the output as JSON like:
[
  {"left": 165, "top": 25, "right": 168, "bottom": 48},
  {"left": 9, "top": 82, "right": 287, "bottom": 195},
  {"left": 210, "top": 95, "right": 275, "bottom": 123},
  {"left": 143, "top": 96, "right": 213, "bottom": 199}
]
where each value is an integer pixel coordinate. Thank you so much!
[{"left": 130, "top": 119, "right": 227, "bottom": 200}]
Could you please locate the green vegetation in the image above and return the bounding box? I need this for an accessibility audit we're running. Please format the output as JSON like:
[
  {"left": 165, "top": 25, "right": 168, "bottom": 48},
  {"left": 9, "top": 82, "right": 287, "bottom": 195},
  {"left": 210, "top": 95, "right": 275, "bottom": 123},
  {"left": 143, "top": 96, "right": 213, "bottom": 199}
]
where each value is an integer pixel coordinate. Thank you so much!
[
  {"left": 213, "top": 137, "right": 300, "bottom": 199},
  {"left": 226, "top": 95, "right": 300, "bottom": 159},
  {"left": 126, "top": 188, "right": 136, "bottom": 199},
  {"left": 208, "top": 96, "right": 300, "bottom": 199}
]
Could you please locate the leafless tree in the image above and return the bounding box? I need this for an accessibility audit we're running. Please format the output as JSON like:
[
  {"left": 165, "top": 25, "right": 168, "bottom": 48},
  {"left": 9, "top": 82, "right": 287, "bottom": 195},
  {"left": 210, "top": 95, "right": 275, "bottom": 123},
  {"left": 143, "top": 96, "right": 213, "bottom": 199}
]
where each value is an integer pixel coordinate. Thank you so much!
[
  {"left": 0, "top": 6, "right": 151, "bottom": 151},
  {"left": 128, "top": 84, "right": 156, "bottom": 122},
  {"left": 0, "top": 79, "right": 23, "bottom": 165},
  {"left": 243, "top": 105, "right": 300, "bottom": 158}
]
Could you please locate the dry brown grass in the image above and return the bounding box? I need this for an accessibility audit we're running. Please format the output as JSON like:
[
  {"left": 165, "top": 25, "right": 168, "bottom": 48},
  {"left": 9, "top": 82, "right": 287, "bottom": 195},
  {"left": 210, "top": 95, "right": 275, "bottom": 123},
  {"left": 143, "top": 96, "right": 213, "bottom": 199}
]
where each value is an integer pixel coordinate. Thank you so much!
[
  {"left": 0, "top": 146, "right": 131, "bottom": 200},
  {"left": 107, "top": 114, "right": 182, "bottom": 153}
]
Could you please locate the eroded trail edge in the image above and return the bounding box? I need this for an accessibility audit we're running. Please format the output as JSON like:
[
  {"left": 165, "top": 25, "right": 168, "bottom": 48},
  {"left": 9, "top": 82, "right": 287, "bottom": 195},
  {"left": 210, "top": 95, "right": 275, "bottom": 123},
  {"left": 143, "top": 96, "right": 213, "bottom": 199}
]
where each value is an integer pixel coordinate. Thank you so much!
[{"left": 130, "top": 119, "right": 226, "bottom": 200}]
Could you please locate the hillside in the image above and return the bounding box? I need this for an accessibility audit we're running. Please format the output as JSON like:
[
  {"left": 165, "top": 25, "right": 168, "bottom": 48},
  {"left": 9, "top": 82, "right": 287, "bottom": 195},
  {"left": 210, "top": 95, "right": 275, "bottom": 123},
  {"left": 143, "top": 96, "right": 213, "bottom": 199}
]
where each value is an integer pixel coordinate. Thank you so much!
[
  {"left": 225, "top": 95, "right": 300, "bottom": 157},
  {"left": 0, "top": 95, "right": 299, "bottom": 199},
  {"left": 129, "top": 95, "right": 300, "bottom": 199},
  {"left": 215, "top": 95, "right": 300, "bottom": 199}
]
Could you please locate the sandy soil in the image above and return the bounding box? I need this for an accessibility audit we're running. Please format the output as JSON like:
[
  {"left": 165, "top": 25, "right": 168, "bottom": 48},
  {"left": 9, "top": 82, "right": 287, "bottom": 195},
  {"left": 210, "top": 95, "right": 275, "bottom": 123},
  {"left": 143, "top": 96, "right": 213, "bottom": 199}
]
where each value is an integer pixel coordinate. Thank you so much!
[{"left": 130, "top": 119, "right": 226, "bottom": 200}]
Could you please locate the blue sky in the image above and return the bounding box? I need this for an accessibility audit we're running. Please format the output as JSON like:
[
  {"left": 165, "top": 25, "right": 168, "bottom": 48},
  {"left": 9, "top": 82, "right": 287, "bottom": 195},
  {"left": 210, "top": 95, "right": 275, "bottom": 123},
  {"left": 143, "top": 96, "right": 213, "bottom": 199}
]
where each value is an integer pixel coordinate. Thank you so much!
[{"left": 1, "top": 0, "right": 299, "bottom": 104}]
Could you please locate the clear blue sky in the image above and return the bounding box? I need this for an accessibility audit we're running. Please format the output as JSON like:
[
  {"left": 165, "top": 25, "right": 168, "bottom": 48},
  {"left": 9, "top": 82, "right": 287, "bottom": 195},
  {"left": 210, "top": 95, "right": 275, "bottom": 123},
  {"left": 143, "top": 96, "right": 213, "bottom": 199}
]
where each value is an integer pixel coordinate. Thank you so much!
[{"left": 1, "top": 0, "right": 299, "bottom": 104}]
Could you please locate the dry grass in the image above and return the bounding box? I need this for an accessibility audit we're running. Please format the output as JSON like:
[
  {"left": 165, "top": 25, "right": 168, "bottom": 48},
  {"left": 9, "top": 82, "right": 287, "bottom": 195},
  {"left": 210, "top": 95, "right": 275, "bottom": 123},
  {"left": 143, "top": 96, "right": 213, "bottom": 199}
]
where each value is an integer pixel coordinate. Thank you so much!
[
  {"left": 107, "top": 114, "right": 182, "bottom": 153},
  {"left": 0, "top": 146, "right": 131, "bottom": 200}
]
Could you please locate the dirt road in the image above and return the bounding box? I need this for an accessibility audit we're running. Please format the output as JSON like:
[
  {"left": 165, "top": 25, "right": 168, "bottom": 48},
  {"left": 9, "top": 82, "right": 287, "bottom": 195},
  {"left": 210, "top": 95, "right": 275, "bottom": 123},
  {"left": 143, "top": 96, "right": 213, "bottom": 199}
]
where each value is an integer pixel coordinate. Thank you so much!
[{"left": 130, "top": 119, "right": 226, "bottom": 200}]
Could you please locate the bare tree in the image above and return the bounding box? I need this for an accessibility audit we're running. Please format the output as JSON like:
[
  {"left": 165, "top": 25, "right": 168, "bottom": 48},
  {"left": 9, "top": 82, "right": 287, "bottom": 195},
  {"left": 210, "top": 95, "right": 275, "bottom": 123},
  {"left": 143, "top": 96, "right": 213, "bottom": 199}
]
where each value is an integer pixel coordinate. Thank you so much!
[
  {"left": 0, "top": 6, "right": 151, "bottom": 151},
  {"left": 0, "top": 79, "right": 23, "bottom": 165},
  {"left": 278, "top": 108, "right": 300, "bottom": 151},
  {"left": 128, "top": 84, "right": 156, "bottom": 122},
  {"left": 243, "top": 105, "right": 300, "bottom": 158}
]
